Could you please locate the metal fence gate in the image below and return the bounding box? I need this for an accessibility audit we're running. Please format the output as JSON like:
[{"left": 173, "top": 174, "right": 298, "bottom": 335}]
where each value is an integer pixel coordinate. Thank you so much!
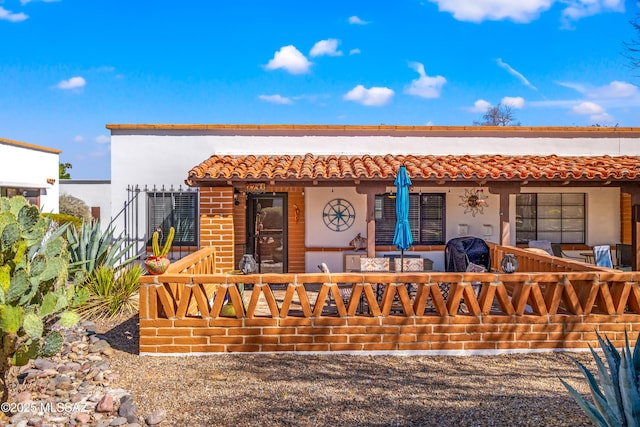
[{"left": 110, "top": 184, "right": 199, "bottom": 262}]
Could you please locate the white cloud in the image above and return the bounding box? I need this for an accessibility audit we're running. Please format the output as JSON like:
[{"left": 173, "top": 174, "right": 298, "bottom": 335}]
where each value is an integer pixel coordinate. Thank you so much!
[
  {"left": 348, "top": 16, "right": 368, "bottom": 24},
  {"left": 501, "top": 96, "right": 525, "bottom": 108},
  {"left": 404, "top": 62, "right": 446, "bottom": 99},
  {"left": 571, "top": 101, "right": 613, "bottom": 122},
  {"left": 557, "top": 80, "right": 639, "bottom": 100},
  {"left": 265, "top": 45, "right": 311, "bottom": 74},
  {"left": 309, "top": 39, "right": 343, "bottom": 57},
  {"left": 469, "top": 99, "right": 492, "bottom": 113},
  {"left": 343, "top": 85, "right": 394, "bottom": 106},
  {"left": 428, "top": 0, "right": 622, "bottom": 25},
  {"left": 73, "top": 135, "right": 85, "bottom": 143},
  {"left": 21, "top": 0, "right": 60, "bottom": 4},
  {"left": 496, "top": 58, "right": 537, "bottom": 91},
  {"left": 258, "top": 94, "right": 293, "bottom": 105},
  {"left": 561, "top": 0, "right": 624, "bottom": 28},
  {"left": 94, "top": 135, "right": 110, "bottom": 144},
  {"left": 556, "top": 81, "right": 587, "bottom": 94},
  {"left": 588, "top": 81, "right": 638, "bottom": 99},
  {"left": 428, "top": 0, "right": 553, "bottom": 23},
  {"left": 56, "top": 76, "right": 86, "bottom": 90},
  {"left": 0, "top": 7, "right": 28, "bottom": 22},
  {"left": 349, "top": 48, "right": 361, "bottom": 55}
]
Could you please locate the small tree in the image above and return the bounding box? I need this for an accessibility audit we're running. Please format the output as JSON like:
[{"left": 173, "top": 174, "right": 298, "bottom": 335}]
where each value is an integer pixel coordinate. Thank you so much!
[
  {"left": 474, "top": 103, "right": 521, "bottom": 126},
  {"left": 0, "top": 196, "right": 87, "bottom": 403},
  {"left": 624, "top": 14, "right": 640, "bottom": 71},
  {"left": 59, "top": 163, "right": 72, "bottom": 179},
  {"left": 59, "top": 193, "right": 91, "bottom": 222}
]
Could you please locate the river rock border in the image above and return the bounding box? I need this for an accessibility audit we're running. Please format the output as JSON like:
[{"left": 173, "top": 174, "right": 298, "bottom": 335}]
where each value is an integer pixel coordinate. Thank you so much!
[{"left": 3, "top": 321, "right": 166, "bottom": 427}]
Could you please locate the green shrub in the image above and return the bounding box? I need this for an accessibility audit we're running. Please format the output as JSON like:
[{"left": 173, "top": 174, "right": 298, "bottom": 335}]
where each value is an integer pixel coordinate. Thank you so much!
[
  {"left": 59, "top": 193, "right": 91, "bottom": 222},
  {"left": 78, "top": 264, "right": 142, "bottom": 319},
  {"left": 560, "top": 331, "right": 640, "bottom": 426},
  {"left": 0, "top": 196, "right": 87, "bottom": 403},
  {"left": 42, "top": 213, "right": 83, "bottom": 231}
]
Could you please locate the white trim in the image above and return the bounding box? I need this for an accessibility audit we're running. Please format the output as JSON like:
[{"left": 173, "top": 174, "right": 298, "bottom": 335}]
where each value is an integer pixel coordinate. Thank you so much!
[{"left": 0, "top": 181, "right": 47, "bottom": 189}]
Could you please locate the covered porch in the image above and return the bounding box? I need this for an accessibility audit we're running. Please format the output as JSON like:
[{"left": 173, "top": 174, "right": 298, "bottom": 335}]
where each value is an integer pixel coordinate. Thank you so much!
[{"left": 186, "top": 152, "right": 640, "bottom": 275}]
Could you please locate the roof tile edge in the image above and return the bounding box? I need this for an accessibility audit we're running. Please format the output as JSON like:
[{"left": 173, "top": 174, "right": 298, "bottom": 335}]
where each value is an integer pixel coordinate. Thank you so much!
[{"left": 0, "top": 137, "right": 62, "bottom": 154}]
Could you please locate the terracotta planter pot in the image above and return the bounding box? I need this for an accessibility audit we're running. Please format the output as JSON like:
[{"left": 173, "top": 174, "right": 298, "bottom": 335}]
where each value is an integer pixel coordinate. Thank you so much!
[{"left": 145, "top": 256, "right": 170, "bottom": 275}]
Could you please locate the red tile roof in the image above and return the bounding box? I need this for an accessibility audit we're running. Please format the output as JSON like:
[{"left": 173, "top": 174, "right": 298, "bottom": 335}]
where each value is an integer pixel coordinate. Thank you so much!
[{"left": 186, "top": 154, "right": 640, "bottom": 186}]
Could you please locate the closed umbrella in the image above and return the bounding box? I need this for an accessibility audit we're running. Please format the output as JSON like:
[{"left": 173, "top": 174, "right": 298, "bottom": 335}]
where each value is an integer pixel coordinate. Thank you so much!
[{"left": 393, "top": 165, "right": 413, "bottom": 271}]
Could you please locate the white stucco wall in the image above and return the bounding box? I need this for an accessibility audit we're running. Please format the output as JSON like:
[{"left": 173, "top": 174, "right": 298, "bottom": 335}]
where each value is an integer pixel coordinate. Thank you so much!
[
  {"left": 109, "top": 128, "right": 634, "bottom": 272},
  {"left": 59, "top": 180, "right": 111, "bottom": 229},
  {"left": 0, "top": 140, "right": 60, "bottom": 213}
]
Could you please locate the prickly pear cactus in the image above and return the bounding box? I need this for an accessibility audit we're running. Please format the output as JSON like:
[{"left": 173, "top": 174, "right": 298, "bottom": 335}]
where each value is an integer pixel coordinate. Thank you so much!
[{"left": 0, "top": 196, "right": 87, "bottom": 404}]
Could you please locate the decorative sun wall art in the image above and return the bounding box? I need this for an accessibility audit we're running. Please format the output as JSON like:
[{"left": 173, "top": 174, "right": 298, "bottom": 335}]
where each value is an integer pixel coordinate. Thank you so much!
[{"left": 459, "top": 188, "right": 488, "bottom": 217}]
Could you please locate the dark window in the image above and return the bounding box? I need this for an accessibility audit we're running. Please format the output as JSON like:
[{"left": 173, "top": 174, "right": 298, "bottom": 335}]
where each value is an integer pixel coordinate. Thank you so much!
[
  {"left": 515, "top": 193, "right": 585, "bottom": 244},
  {"left": 0, "top": 187, "right": 40, "bottom": 207},
  {"left": 375, "top": 193, "right": 445, "bottom": 245},
  {"left": 147, "top": 191, "right": 198, "bottom": 246}
]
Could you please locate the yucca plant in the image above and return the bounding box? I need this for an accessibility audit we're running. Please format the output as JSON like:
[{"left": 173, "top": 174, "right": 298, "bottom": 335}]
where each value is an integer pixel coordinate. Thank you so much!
[
  {"left": 79, "top": 264, "right": 142, "bottom": 319},
  {"left": 560, "top": 331, "right": 640, "bottom": 426}
]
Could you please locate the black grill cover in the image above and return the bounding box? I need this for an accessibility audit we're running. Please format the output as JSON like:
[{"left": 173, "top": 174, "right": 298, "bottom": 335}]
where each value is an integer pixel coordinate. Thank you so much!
[{"left": 445, "top": 237, "right": 491, "bottom": 272}]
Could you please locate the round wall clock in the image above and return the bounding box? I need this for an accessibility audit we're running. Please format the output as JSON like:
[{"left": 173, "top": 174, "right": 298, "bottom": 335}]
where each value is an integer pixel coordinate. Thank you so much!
[{"left": 322, "top": 198, "right": 356, "bottom": 232}]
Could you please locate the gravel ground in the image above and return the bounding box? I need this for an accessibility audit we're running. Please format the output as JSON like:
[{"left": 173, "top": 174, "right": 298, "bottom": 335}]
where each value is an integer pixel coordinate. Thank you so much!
[{"left": 92, "top": 315, "right": 597, "bottom": 427}]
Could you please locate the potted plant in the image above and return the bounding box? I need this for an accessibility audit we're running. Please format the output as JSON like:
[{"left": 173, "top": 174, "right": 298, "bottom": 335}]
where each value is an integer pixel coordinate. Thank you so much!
[{"left": 145, "top": 227, "right": 174, "bottom": 275}]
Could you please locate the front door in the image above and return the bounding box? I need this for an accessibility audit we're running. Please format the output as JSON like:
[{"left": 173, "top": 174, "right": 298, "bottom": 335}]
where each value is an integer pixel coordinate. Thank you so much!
[{"left": 247, "top": 193, "right": 287, "bottom": 273}]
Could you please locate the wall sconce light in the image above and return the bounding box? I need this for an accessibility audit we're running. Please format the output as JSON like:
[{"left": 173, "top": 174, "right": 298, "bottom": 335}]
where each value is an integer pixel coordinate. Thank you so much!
[
  {"left": 458, "top": 224, "right": 469, "bottom": 235},
  {"left": 46, "top": 178, "right": 56, "bottom": 185},
  {"left": 233, "top": 189, "right": 240, "bottom": 206}
]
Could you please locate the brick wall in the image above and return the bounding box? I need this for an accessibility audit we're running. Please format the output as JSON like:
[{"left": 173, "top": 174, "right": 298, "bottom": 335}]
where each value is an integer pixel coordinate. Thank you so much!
[
  {"left": 138, "top": 314, "right": 640, "bottom": 354},
  {"left": 199, "top": 187, "right": 234, "bottom": 273}
]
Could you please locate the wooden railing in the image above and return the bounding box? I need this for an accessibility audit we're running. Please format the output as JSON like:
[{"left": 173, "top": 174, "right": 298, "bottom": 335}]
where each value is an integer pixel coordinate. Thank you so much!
[
  {"left": 164, "top": 246, "right": 217, "bottom": 274},
  {"left": 489, "top": 244, "right": 611, "bottom": 273},
  {"left": 138, "top": 245, "right": 640, "bottom": 354},
  {"left": 140, "top": 270, "right": 640, "bottom": 319},
  {"left": 140, "top": 244, "right": 628, "bottom": 320}
]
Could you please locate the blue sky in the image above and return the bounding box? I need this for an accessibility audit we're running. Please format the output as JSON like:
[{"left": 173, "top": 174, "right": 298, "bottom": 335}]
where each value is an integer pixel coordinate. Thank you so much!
[{"left": 1, "top": 0, "right": 638, "bottom": 179}]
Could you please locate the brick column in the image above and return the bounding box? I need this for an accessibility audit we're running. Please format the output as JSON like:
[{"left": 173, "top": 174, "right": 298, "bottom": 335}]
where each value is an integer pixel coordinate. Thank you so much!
[{"left": 199, "top": 187, "right": 234, "bottom": 273}]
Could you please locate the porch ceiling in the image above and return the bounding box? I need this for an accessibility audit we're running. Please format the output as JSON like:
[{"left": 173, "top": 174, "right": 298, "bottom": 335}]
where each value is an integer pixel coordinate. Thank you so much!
[{"left": 185, "top": 153, "right": 640, "bottom": 187}]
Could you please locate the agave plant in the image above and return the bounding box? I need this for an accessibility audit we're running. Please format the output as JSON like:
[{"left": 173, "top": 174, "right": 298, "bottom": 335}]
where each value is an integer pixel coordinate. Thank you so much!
[
  {"left": 560, "top": 331, "right": 640, "bottom": 426},
  {"left": 66, "top": 220, "right": 138, "bottom": 280}
]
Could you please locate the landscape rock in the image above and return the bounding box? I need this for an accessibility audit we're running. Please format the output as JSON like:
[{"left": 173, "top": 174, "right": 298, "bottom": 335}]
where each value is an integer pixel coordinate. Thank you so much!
[
  {"left": 145, "top": 409, "right": 166, "bottom": 426},
  {"left": 3, "top": 323, "right": 163, "bottom": 427}
]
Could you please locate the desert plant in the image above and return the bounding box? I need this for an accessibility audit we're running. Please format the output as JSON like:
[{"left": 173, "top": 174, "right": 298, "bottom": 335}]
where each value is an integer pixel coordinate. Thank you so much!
[
  {"left": 78, "top": 264, "right": 142, "bottom": 319},
  {"left": 42, "top": 213, "right": 83, "bottom": 231},
  {"left": 0, "top": 196, "right": 87, "bottom": 403},
  {"left": 151, "top": 226, "right": 175, "bottom": 257},
  {"left": 66, "top": 220, "right": 138, "bottom": 280},
  {"left": 59, "top": 193, "right": 91, "bottom": 222},
  {"left": 560, "top": 331, "right": 640, "bottom": 426}
]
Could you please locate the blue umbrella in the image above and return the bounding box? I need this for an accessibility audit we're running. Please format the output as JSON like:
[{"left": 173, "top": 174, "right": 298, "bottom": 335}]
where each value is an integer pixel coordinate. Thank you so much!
[{"left": 393, "top": 166, "right": 413, "bottom": 271}]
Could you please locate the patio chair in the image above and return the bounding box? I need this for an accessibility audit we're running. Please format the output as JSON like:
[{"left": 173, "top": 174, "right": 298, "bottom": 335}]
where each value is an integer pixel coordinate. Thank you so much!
[
  {"left": 528, "top": 240, "right": 554, "bottom": 256},
  {"left": 615, "top": 243, "right": 632, "bottom": 271},
  {"left": 551, "top": 243, "right": 583, "bottom": 260},
  {"left": 593, "top": 245, "right": 613, "bottom": 268}
]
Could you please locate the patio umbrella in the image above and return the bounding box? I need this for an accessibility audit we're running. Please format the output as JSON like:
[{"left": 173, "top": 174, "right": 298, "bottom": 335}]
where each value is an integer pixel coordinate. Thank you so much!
[{"left": 393, "top": 165, "right": 413, "bottom": 272}]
